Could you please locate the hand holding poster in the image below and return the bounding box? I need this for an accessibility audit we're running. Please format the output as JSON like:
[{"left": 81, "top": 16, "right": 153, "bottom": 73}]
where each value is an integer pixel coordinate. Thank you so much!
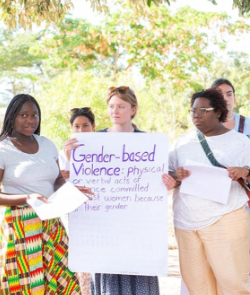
[{"left": 68, "top": 133, "right": 168, "bottom": 276}]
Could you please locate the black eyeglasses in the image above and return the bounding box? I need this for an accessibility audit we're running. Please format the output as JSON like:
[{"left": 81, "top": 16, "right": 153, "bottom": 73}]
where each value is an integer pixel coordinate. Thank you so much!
[
  {"left": 70, "top": 107, "right": 92, "bottom": 113},
  {"left": 188, "top": 108, "right": 214, "bottom": 118},
  {"left": 108, "top": 86, "right": 135, "bottom": 95}
]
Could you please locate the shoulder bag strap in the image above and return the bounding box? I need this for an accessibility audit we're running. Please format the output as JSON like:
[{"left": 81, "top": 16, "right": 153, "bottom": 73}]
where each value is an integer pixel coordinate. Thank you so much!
[
  {"left": 238, "top": 115, "right": 245, "bottom": 133},
  {"left": 197, "top": 129, "right": 250, "bottom": 202},
  {"left": 196, "top": 130, "right": 226, "bottom": 168}
]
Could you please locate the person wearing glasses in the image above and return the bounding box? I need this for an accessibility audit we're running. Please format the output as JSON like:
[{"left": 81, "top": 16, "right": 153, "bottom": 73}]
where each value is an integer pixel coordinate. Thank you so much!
[
  {"left": 162, "top": 88, "right": 250, "bottom": 294},
  {"left": 211, "top": 78, "right": 250, "bottom": 139},
  {"left": 91, "top": 86, "right": 160, "bottom": 295},
  {"left": 59, "top": 107, "right": 95, "bottom": 295}
]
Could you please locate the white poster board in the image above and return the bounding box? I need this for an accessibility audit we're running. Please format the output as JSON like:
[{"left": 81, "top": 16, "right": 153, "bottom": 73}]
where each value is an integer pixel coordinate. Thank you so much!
[
  {"left": 68, "top": 133, "right": 168, "bottom": 276},
  {"left": 180, "top": 279, "right": 190, "bottom": 295}
]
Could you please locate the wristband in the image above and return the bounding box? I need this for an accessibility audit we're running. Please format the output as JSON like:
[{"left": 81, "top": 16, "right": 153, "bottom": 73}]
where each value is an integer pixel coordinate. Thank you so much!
[{"left": 244, "top": 166, "right": 250, "bottom": 177}]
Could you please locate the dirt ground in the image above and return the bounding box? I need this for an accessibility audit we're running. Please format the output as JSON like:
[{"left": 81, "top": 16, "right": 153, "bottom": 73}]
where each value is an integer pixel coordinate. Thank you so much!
[
  {"left": 159, "top": 249, "right": 181, "bottom": 295},
  {"left": 159, "top": 194, "right": 181, "bottom": 295}
]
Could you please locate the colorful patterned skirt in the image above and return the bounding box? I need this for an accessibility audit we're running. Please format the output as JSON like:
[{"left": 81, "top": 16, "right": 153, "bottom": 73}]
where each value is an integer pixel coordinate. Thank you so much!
[{"left": 0, "top": 205, "right": 81, "bottom": 295}]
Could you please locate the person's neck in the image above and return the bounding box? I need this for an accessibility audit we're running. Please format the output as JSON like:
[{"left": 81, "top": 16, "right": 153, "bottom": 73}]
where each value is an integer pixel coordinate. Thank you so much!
[
  {"left": 222, "top": 112, "right": 235, "bottom": 130},
  {"left": 226, "top": 111, "right": 234, "bottom": 122},
  {"left": 202, "top": 124, "right": 229, "bottom": 137},
  {"left": 10, "top": 133, "right": 34, "bottom": 145},
  {"left": 108, "top": 123, "right": 134, "bottom": 132}
]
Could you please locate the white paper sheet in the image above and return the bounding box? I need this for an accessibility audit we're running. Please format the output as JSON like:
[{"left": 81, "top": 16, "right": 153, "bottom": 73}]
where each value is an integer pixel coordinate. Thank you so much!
[
  {"left": 27, "top": 182, "right": 88, "bottom": 220},
  {"left": 180, "top": 160, "right": 232, "bottom": 204}
]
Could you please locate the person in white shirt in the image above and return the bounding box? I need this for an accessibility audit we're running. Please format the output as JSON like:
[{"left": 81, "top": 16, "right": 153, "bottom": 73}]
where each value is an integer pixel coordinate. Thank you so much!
[{"left": 163, "top": 88, "right": 250, "bottom": 295}]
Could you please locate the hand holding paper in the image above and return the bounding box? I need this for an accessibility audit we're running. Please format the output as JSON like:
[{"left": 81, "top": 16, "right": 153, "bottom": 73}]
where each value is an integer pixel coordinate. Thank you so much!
[
  {"left": 180, "top": 160, "right": 232, "bottom": 204},
  {"left": 174, "top": 167, "right": 191, "bottom": 181},
  {"left": 28, "top": 193, "right": 50, "bottom": 203},
  {"left": 227, "top": 166, "right": 249, "bottom": 181},
  {"left": 27, "top": 182, "right": 89, "bottom": 220}
]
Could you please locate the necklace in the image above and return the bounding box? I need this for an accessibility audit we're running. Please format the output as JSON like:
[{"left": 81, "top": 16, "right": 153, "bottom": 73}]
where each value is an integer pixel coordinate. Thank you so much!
[{"left": 226, "top": 114, "right": 234, "bottom": 122}]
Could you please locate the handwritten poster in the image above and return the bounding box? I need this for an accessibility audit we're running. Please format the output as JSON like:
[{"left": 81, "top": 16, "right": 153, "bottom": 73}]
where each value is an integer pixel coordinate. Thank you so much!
[{"left": 68, "top": 133, "right": 168, "bottom": 276}]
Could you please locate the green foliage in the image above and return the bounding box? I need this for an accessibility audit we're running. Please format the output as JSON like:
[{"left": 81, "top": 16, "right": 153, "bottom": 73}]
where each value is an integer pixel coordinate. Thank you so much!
[
  {"left": 38, "top": 70, "right": 194, "bottom": 149},
  {"left": 36, "top": 6, "right": 249, "bottom": 91},
  {"left": 33, "top": 5, "right": 250, "bottom": 148},
  {"left": 1, "top": 0, "right": 250, "bottom": 30},
  {"left": 233, "top": 0, "right": 250, "bottom": 15},
  {"left": 0, "top": 0, "right": 73, "bottom": 29},
  {"left": 208, "top": 0, "right": 217, "bottom": 4},
  {"left": 0, "top": 28, "right": 43, "bottom": 96},
  {"left": 0, "top": 0, "right": 170, "bottom": 29},
  {"left": 38, "top": 71, "right": 111, "bottom": 147},
  {"left": 32, "top": 19, "right": 109, "bottom": 71},
  {"left": 1, "top": 4, "right": 250, "bottom": 148},
  {"left": 207, "top": 52, "right": 250, "bottom": 116}
]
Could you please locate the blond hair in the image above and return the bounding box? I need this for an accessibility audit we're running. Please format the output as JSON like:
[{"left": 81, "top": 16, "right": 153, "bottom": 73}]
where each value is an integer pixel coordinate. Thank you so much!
[{"left": 107, "top": 86, "right": 138, "bottom": 118}]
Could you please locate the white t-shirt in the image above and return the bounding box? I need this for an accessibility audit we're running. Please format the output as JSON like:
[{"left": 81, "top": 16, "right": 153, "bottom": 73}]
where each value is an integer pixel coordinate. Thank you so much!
[
  {"left": 59, "top": 149, "right": 70, "bottom": 171},
  {"left": 234, "top": 112, "right": 250, "bottom": 139},
  {"left": 0, "top": 135, "right": 59, "bottom": 197},
  {"left": 169, "top": 129, "right": 250, "bottom": 231}
]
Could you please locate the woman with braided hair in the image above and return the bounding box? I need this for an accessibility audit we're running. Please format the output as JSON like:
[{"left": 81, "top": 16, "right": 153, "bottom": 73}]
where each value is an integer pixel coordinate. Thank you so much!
[{"left": 0, "top": 94, "right": 91, "bottom": 294}]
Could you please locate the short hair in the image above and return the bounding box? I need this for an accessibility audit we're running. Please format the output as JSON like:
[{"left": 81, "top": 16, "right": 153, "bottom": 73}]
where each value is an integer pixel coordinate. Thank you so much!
[
  {"left": 70, "top": 107, "right": 95, "bottom": 126},
  {"left": 0, "top": 94, "right": 41, "bottom": 141},
  {"left": 211, "top": 78, "right": 235, "bottom": 94},
  {"left": 191, "top": 88, "right": 228, "bottom": 123},
  {"left": 107, "top": 86, "right": 138, "bottom": 119}
]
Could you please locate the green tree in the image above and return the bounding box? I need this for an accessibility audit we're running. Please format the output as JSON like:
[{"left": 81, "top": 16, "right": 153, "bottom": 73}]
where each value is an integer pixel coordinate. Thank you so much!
[
  {"left": 31, "top": 18, "right": 110, "bottom": 72},
  {"left": 2, "top": 4, "right": 250, "bottom": 145},
  {"left": 0, "top": 0, "right": 167, "bottom": 29},
  {"left": 38, "top": 69, "right": 195, "bottom": 148},
  {"left": 1, "top": 0, "right": 250, "bottom": 30},
  {"left": 35, "top": 6, "right": 250, "bottom": 147},
  {"left": 0, "top": 29, "right": 44, "bottom": 100},
  {"left": 38, "top": 71, "right": 111, "bottom": 147},
  {"left": 37, "top": 6, "right": 249, "bottom": 89},
  {"left": 206, "top": 52, "right": 250, "bottom": 116}
]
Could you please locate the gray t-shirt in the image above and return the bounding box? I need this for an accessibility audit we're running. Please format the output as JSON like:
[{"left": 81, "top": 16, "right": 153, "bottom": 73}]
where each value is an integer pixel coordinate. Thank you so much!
[{"left": 0, "top": 134, "right": 59, "bottom": 197}]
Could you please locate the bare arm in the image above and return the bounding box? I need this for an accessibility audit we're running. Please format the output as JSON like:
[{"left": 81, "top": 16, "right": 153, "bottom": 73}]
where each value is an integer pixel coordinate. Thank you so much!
[
  {"left": 54, "top": 160, "right": 66, "bottom": 192},
  {"left": 227, "top": 167, "right": 250, "bottom": 182},
  {"left": 60, "top": 170, "right": 70, "bottom": 180},
  {"left": 162, "top": 173, "right": 178, "bottom": 190}
]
